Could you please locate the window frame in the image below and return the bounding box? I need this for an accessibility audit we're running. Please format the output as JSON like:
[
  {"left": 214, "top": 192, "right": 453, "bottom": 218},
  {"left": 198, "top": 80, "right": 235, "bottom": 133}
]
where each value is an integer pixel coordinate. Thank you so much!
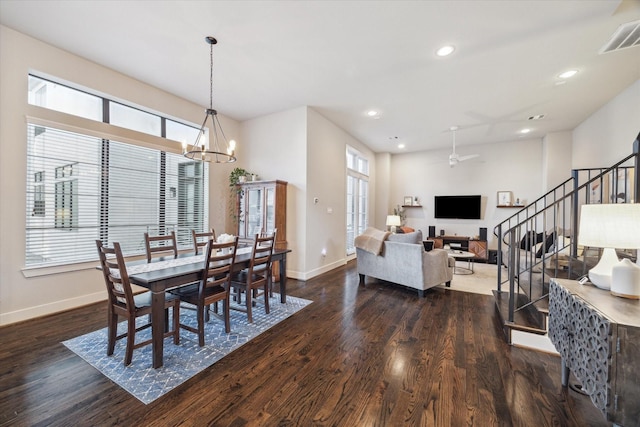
[
  {"left": 346, "top": 147, "right": 369, "bottom": 256},
  {"left": 23, "top": 73, "right": 209, "bottom": 275}
]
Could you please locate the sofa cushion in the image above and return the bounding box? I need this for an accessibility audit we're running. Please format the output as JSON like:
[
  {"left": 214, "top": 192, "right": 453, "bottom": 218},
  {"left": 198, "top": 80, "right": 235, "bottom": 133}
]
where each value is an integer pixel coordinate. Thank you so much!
[{"left": 387, "top": 230, "right": 423, "bottom": 244}]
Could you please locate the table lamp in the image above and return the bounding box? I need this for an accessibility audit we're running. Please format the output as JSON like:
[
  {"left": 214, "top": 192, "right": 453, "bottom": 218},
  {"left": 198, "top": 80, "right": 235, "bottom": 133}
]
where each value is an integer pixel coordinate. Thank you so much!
[
  {"left": 578, "top": 204, "right": 640, "bottom": 296},
  {"left": 386, "top": 215, "right": 401, "bottom": 234}
]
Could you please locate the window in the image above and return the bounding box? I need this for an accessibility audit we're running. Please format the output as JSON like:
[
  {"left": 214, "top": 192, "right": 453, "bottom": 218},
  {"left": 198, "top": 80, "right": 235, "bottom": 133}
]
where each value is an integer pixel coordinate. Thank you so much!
[
  {"left": 32, "top": 171, "right": 45, "bottom": 217},
  {"left": 25, "top": 74, "right": 207, "bottom": 268},
  {"left": 28, "top": 75, "right": 102, "bottom": 121},
  {"left": 109, "top": 102, "right": 161, "bottom": 137},
  {"left": 346, "top": 148, "right": 369, "bottom": 255},
  {"left": 54, "top": 179, "right": 77, "bottom": 229}
]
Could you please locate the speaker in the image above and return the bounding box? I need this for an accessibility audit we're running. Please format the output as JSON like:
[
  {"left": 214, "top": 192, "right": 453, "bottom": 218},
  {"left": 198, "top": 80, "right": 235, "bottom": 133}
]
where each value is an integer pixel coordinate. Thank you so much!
[
  {"left": 428, "top": 226, "right": 435, "bottom": 238},
  {"left": 440, "top": 229, "right": 445, "bottom": 236},
  {"left": 479, "top": 227, "right": 487, "bottom": 241}
]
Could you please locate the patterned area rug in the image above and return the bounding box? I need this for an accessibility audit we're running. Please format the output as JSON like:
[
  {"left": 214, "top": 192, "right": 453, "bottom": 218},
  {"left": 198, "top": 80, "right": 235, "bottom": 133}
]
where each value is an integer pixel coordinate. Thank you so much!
[{"left": 63, "top": 294, "right": 312, "bottom": 404}]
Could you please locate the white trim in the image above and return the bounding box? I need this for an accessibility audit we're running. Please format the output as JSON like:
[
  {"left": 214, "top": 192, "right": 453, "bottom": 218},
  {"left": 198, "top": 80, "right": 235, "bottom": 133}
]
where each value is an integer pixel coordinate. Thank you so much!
[
  {"left": 22, "top": 260, "right": 98, "bottom": 278},
  {"left": 26, "top": 106, "right": 185, "bottom": 155},
  {"left": 0, "top": 291, "right": 106, "bottom": 326},
  {"left": 285, "top": 259, "right": 346, "bottom": 281}
]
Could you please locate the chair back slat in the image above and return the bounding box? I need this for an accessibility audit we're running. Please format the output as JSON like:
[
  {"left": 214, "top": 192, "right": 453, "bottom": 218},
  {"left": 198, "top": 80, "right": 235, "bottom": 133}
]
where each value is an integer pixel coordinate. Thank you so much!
[
  {"left": 202, "top": 237, "right": 238, "bottom": 290},
  {"left": 96, "top": 240, "right": 135, "bottom": 311},
  {"left": 192, "top": 229, "right": 217, "bottom": 255},
  {"left": 248, "top": 230, "right": 276, "bottom": 277},
  {"left": 144, "top": 231, "right": 178, "bottom": 262}
]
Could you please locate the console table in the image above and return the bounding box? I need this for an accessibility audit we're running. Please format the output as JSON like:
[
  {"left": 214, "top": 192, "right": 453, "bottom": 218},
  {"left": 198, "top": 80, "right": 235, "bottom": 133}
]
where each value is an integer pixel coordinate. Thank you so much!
[
  {"left": 548, "top": 278, "right": 640, "bottom": 426},
  {"left": 431, "top": 235, "right": 487, "bottom": 261}
]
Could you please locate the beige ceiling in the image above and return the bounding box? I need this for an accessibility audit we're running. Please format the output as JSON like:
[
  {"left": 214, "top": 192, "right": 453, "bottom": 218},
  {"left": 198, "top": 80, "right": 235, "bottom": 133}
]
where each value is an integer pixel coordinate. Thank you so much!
[{"left": 1, "top": 0, "right": 639, "bottom": 154}]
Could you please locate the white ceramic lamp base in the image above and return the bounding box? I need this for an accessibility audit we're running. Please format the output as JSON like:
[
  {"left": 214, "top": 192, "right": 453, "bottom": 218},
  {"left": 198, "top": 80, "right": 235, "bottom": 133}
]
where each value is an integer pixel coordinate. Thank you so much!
[
  {"left": 587, "top": 247, "right": 620, "bottom": 290},
  {"left": 611, "top": 258, "right": 640, "bottom": 299}
]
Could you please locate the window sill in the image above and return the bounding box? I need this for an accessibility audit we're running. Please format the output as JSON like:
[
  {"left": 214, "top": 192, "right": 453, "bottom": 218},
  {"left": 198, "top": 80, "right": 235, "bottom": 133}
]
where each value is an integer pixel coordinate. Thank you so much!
[{"left": 21, "top": 260, "right": 98, "bottom": 278}]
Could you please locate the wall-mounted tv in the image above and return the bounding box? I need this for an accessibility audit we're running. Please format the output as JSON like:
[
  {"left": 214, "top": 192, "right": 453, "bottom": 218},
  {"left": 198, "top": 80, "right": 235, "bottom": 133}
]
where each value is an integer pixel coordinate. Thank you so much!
[{"left": 434, "top": 195, "right": 482, "bottom": 219}]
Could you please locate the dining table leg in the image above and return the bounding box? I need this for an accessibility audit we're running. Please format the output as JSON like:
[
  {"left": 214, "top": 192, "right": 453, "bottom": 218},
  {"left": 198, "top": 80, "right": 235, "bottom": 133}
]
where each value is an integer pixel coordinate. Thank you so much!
[
  {"left": 151, "top": 289, "right": 165, "bottom": 368},
  {"left": 278, "top": 255, "right": 286, "bottom": 303}
]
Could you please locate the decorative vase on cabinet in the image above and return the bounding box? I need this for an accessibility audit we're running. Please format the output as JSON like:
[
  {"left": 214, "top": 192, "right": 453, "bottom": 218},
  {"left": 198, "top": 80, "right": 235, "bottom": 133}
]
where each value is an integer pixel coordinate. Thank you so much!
[{"left": 236, "top": 180, "right": 287, "bottom": 250}]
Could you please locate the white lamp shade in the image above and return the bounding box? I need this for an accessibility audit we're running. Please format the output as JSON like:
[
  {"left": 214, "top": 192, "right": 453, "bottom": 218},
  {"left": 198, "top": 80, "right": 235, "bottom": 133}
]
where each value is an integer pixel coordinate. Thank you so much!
[
  {"left": 386, "top": 215, "right": 402, "bottom": 227},
  {"left": 578, "top": 204, "right": 640, "bottom": 249},
  {"left": 578, "top": 204, "right": 640, "bottom": 290}
]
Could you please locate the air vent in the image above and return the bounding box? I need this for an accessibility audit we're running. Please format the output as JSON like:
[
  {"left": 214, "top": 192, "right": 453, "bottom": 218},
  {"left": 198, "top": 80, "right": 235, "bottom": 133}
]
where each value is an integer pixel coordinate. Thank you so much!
[{"left": 600, "top": 19, "right": 640, "bottom": 54}]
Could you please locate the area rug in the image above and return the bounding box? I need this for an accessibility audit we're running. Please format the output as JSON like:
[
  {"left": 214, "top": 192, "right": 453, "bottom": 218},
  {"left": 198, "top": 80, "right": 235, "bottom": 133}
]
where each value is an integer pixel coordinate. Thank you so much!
[{"left": 63, "top": 293, "right": 312, "bottom": 404}]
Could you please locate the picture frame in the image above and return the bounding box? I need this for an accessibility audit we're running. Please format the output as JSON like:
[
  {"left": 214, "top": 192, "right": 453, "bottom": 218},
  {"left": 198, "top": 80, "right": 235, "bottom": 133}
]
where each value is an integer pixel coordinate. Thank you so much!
[
  {"left": 497, "top": 191, "right": 512, "bottom": 206},
  {"left": 404, "top": 196, "right": 413, "bottom": 206}
]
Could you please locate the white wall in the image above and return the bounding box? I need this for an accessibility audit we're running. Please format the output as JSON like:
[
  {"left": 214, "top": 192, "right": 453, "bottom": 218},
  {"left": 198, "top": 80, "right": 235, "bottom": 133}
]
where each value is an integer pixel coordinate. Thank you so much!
[
  {"left": 0, "top": 26, "right": 239, "bottom": 325},
  {"left": 387, "top": 138, "right": 543, "bottom": 249},
  {"left": 572, "top": 79, "right": 640, "bottom": 168},
  {"left": 307, "top": 108, "right": 375, "bottom": 272},
  {"left": 374, "top": 153, "right": 391, "bottom": 231},
  {"left": 542, "top": 131, "right": 573, "bottom": 191},
  {"left": 239, "top": 106, "right": 376, "bottom": 279},
  {"left": 239, "top": 107, "right": 307, "bottom": 278}
]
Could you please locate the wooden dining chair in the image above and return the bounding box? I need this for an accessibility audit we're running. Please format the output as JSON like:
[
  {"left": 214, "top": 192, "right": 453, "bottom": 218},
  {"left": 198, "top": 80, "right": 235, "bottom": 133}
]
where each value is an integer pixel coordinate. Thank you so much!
[
  {"left": 230, "top": 231, "right": 276, "bottom": 323},
  {"left": 192, "top": 229, "right": 216, "bottom": 255},
  {"left": 171, "top": 236, "right": 239, "bottom": 346},
  {"left": 96, "top": 240, "right": 180, "bottom": 366},
  {"left": 144, "top": 231, "right": 178, "bottom": 262}
]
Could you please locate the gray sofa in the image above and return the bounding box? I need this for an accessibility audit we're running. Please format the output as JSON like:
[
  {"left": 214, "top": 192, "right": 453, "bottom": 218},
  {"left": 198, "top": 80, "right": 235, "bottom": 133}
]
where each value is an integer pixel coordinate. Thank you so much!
[{"left": 355, "top": 229, "right": 454, "bottom": 297}]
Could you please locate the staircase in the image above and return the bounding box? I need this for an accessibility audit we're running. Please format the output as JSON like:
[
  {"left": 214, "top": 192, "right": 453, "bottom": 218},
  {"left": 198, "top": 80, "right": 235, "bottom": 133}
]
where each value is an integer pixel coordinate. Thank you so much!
[{"left": 492, "top": 134, "right": 639, "bottom": 345}]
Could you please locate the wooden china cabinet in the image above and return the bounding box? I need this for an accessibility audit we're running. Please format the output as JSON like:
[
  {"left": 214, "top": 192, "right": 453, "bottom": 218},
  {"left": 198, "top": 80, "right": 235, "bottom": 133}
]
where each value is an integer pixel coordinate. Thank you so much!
[{"left": 236, "top": 180, "right": 287, "bottom": 250}]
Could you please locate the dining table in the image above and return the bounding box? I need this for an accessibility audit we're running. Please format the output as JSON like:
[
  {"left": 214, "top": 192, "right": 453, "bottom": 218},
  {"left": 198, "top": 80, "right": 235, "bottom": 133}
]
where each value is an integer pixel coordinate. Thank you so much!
[{"left": 122, "top": 247, "right": 291, "bottom": 368}]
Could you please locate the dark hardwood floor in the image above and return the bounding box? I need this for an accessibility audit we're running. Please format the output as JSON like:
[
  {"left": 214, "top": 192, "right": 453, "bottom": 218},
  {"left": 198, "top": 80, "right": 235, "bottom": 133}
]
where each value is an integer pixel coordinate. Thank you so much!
[{"left": 0, "top": 260, "right": 608, "bottom": 426}]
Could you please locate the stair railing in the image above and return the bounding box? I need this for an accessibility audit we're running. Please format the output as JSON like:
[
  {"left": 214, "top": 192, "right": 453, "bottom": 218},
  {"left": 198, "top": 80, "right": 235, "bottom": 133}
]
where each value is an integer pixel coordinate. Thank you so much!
[{"left": 494, "top": 135, "right": 639, "bottom": 333}]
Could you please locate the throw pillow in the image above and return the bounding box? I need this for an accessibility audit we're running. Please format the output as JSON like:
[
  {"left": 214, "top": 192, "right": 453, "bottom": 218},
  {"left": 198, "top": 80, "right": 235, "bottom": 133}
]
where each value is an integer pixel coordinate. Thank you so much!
[
  {"left": 520, "top": 231, "right": 543, "bottom": 250},
  {"left": 536, "top": 231, "right": 557, "bottom": 258}
]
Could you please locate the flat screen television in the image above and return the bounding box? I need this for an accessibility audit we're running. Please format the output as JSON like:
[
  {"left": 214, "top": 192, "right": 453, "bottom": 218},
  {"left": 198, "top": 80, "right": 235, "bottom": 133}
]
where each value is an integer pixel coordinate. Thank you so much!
[{"left": 434, "top": 195, "right": 482, "bottom": 219}]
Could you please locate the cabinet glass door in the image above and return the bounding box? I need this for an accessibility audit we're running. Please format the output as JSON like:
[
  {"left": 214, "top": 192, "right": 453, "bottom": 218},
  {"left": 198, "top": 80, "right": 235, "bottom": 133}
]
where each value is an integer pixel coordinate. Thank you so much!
[
  {"left": 247, "top": 188, "right": 263, "bottom": 236},
  {"left": 265, "top": 187, "right": 275, "bottom": 234},
  {"left": 238, "top": 188, "right": 246, "bottom": 238}
]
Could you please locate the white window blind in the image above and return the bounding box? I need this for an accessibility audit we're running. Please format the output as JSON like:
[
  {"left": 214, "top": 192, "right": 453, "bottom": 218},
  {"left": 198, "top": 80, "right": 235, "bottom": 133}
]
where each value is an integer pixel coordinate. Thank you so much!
[{"left": 25, "top": 123, "right": 208, "bottom": 267}]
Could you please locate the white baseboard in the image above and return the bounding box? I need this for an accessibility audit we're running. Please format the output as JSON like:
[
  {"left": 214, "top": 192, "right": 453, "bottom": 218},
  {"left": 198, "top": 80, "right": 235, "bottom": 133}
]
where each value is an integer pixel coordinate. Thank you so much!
[
  {"left": 286, "top": 259, "right": 346, "bottom": 281},
  {"left": 0, "top": 291, "right": 106, "bottom": 326}
]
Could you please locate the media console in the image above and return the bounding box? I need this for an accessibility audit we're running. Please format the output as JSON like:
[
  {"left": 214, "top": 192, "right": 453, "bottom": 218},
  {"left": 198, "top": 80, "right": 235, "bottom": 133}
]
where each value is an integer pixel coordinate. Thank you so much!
[{"left": 430, "top": 235, "right": 487, "bottom": 261}]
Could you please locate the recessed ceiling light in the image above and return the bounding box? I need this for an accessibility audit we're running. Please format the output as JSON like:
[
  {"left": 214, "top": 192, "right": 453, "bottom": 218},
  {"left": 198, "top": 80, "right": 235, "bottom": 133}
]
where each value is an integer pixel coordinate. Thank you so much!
[
  {"left": 367, "top": 110, "right": 378, "bottom": 117},
  {"left": 520, "top": 128, "right": 531, "bottom": 134},
  {"left": 558, "top": 70, "right": 578, "bottom": 79},
  {"left": 398, "top": 143, "right": 406, "bottom": 149},
  {"left": 528, "top": 114, "right": 545, "bottom": 120},
  {"left": 436, "top": 45, "right": 455, "bottom": 57}
]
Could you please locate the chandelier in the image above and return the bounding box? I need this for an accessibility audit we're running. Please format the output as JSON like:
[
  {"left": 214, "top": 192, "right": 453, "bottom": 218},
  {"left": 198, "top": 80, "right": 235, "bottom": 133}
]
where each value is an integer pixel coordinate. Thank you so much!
[{"left": 183, "top": 36, "right": 236, "bottom": 163}]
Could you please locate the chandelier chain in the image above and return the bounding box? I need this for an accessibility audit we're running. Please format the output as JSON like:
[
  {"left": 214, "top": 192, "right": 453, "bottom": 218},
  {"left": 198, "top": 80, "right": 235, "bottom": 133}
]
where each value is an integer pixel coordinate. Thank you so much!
[{"left": 209, "top": 40, "right": 214, "bottom": 110}]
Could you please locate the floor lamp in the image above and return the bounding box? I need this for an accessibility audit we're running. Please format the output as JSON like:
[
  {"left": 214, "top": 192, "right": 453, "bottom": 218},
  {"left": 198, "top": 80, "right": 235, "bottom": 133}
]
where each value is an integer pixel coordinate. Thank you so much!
[{"left": 578, "top": 203, "right": 640, "bottom": 297}]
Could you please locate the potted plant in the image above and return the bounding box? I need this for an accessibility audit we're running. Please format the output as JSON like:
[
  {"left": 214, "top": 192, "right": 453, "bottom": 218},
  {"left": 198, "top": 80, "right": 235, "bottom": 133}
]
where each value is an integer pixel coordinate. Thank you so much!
[
  {"left": 228, "top": 167, "right": 249, "bottom": 228},
  {"left": 229, "top": 167, "right": 249, "bottom": 187}
]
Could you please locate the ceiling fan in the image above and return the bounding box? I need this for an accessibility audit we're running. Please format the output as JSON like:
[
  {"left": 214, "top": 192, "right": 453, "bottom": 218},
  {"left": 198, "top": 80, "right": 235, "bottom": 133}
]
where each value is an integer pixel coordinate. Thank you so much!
[{"left": 448, "top": 126, "right": 479, "bottom": 167}]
